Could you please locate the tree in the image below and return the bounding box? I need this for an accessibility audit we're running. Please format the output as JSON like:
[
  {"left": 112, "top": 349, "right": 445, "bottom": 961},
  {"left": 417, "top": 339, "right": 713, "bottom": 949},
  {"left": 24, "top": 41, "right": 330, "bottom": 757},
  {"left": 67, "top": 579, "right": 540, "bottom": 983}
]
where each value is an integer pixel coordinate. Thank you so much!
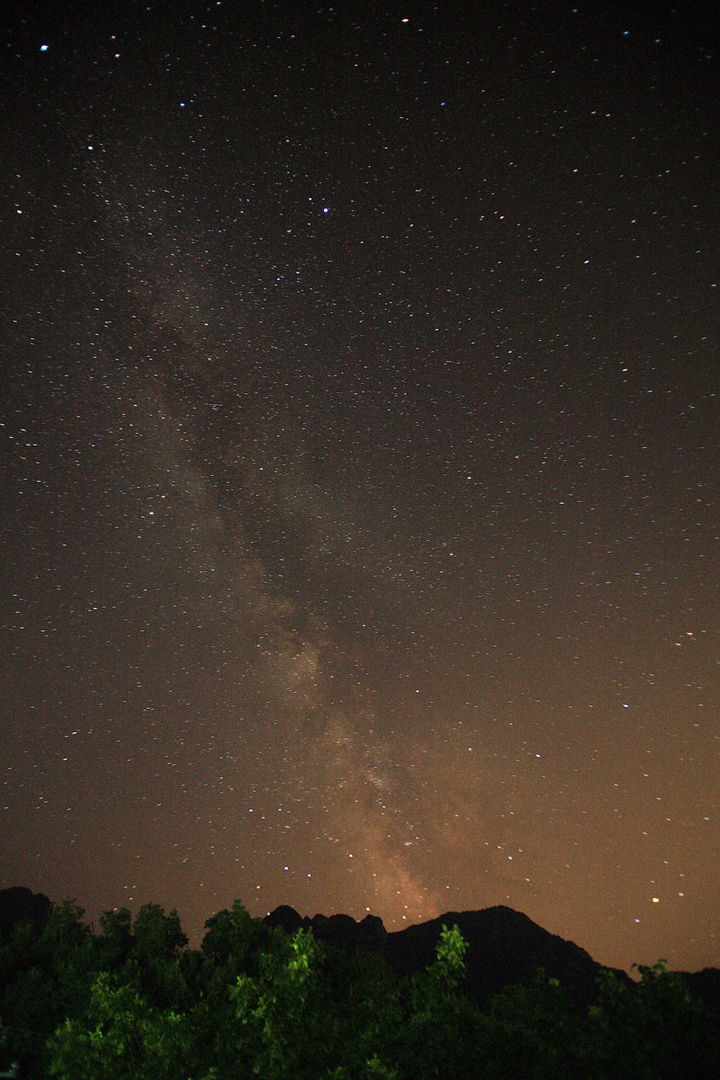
[
  {"left": 201, "top": 901, "right": 261, "bottom": 969},
  {"left": 95, "top": 908, "right": 133, "bottom": 970},
  {"left": 588, "top": 962, "right": 720, "bottom": 1080},
  {"left": 477, "top": 970, "right": 586, "bottom": 1080},
  {"left": 398, "top": 924, "right": 481, "bottom": 1080},
  {"left": 124, "top": 904, "right": 191, "bottom": 1012},
  {"left": 190, "top": 904, "right": 266, "bottom": 1079},
  {"left": 230, "top": 926, "right": 322, "bottom": 1079},
  {"left": 0, "top": 900, "right": 94, "bottom": 1079},
  {"left": 48, "top": 972, "right": 193, "bottom": 1080}
]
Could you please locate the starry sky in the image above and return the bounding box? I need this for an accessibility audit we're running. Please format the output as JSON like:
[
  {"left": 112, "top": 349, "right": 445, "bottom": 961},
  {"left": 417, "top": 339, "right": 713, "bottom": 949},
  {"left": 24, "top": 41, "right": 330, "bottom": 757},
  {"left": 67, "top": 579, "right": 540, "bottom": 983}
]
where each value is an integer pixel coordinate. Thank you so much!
[{"left": 1, "top": 0, "right": 718, "bottom": 973}]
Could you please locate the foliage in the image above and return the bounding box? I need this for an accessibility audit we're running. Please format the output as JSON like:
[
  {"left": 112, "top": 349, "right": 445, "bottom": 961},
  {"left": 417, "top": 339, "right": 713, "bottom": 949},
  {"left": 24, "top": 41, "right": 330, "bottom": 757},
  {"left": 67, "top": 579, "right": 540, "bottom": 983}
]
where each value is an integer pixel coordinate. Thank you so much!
[
  {"left": 0, "top": 898, "right": 718, "bottom": 1080},
  {"left": 48, "top": 973, "right": 191, "bottom": 1080},
  {"left": 399, "top": 923, "right": 478, "bottom": 1080},
  {"left": 477, "top": 971, "right": 587, "bottom": 1079},
  {"left": 586, "top": 961, "right": 720, "bottom": 1080},
  {"left": 230, "top": 926, "right": 322, "bottom": 1078},
  {"left": 0, "top": 900, "right": 94, "bottom": 1077}
]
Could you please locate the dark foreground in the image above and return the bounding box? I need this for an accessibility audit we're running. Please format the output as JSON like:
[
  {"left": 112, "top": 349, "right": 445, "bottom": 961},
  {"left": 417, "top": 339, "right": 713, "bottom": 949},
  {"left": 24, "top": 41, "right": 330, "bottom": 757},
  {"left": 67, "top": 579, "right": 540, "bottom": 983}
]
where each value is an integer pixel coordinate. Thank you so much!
[{"left": 1, "top": 889, "right": 719, "bottom": 1079}]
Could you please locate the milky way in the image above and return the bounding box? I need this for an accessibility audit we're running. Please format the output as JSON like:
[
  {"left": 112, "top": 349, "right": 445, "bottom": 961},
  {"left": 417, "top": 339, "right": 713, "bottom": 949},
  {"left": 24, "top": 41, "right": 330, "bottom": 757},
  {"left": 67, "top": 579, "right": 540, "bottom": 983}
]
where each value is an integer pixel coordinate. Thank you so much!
[{"left": 1, "top": 0, "right": 718, "bottom": 971}]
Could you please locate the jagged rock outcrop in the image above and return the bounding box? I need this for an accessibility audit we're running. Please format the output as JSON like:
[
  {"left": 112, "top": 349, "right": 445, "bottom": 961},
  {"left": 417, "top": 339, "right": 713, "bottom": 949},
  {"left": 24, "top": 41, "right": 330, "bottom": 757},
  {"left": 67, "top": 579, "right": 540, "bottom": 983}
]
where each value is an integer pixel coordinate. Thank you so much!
[
  {"left": 264, "top": 905, "right": 387, "bottom": 954},
  {"left": 264, "top": 902, "right": 630, "bottom": 1008}
]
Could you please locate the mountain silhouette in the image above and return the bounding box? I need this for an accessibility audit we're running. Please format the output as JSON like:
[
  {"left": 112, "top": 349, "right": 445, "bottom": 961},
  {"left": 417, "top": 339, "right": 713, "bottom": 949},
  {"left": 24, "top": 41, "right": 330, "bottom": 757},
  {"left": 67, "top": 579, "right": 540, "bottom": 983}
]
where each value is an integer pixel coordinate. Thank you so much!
[
  {"left": 264, "top": 903, "right": 629, "bottom": 1008},
  {"left": 3, "top": 888, "right": 718, "bottom": 1017},
  {"left": 386, "top": 905, "right": 628, "bottom": 1007},
  {"left": 264, "top": 903, "right": 720, "bottom": 1014}
]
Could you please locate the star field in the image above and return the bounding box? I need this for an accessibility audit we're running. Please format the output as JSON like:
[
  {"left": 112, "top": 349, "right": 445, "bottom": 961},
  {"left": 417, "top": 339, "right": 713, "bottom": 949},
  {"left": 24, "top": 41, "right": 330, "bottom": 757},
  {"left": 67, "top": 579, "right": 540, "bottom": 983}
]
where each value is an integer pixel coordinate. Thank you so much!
[{"left": 0, "top": 0, "right": 718, "bottom": 971}]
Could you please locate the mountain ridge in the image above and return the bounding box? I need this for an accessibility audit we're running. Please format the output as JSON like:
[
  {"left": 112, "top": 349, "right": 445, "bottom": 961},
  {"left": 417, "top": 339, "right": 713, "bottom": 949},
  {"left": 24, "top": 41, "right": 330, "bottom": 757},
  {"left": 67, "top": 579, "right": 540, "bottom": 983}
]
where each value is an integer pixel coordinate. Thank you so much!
[
  {"left": 264, "top": 901, "right": 628, "bottom": 1009},
  {"left": 2, "top": 887, "right": 718, "bottom": 1015},
  {"left": 263, "top": 900, "right": 720, "bottom": 1015}
]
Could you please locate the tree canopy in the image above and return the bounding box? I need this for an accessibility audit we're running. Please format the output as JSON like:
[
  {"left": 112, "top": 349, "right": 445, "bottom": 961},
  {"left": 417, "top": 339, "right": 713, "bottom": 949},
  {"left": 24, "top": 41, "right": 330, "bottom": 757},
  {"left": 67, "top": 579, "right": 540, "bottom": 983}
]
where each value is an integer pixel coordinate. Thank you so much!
[{"left": 0, "top": 899, "right": 717, "bottom": 1079}]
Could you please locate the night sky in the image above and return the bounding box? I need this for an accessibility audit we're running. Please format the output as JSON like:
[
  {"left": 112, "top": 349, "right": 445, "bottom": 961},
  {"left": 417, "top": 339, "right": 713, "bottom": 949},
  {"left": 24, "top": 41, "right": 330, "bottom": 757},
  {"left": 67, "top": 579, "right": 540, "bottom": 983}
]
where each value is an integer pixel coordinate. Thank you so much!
[{"left": 1, "top": 0, "right": 718, "bottom": 973}]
